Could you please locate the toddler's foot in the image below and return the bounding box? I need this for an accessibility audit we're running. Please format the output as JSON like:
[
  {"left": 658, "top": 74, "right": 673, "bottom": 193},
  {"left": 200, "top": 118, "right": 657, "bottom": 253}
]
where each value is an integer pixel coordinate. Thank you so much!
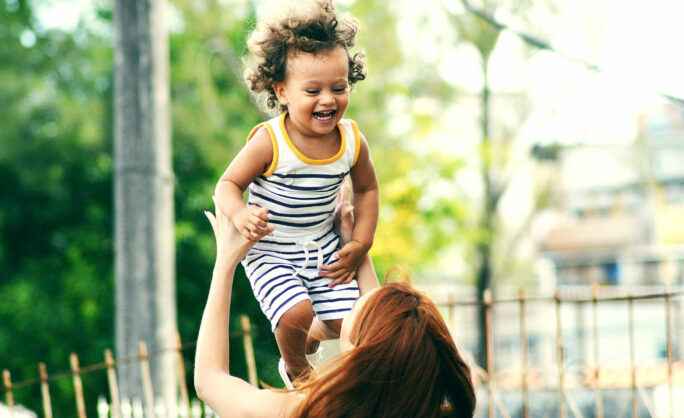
[
  {"left": 278, "top": 358, "right": 295, "bottom": 390},
  {"left": 306, "top": 344, "right": 324, "bottom": 368},
  {"left": 305, "top": 339, "right": 320, "bottom": 355}
]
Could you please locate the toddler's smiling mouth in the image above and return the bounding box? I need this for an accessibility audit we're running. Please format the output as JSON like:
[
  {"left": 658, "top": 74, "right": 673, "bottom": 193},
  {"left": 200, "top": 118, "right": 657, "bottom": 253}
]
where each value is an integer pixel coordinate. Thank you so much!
[{"left": 313, "top": 110, "right": 336, "bottom": 121}]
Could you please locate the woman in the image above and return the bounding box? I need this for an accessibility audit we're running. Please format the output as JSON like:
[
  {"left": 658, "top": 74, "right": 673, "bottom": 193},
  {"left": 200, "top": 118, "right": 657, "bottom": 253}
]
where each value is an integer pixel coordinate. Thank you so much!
[{"left": 195, "top": 200, "right": 476, "bottom": 417}]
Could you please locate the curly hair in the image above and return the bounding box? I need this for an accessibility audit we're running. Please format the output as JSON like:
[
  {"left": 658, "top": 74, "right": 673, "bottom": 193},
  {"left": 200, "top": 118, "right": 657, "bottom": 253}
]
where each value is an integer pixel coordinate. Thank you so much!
[{"left": 244, "top": 0, "right": 366, "bottom": 112}]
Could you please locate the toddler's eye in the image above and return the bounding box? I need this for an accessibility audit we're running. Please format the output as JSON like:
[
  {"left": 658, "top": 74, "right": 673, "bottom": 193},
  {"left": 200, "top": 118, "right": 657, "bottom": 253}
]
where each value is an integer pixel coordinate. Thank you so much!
[
  {"left": 306, "top": 90, "right": 319, "bottom": 94},
  {"left": 333, "top": 88, "right": 347, "bottom": 93}
]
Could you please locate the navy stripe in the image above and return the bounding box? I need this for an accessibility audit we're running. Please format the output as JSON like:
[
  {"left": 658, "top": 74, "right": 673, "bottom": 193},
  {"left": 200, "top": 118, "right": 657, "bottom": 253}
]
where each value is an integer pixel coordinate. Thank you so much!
[
  {"left": 269, "top": 290, "right": 309, "bottom": 321},
  {"left": 268, "top": 170, "right": 349, "bottom": 179},
  {"left": 316, "top": 307, "right": 352, "bottom": 315},
  {"left": 268, "top": 218, "right": 328, "bottom": 228},
  {"left": 308, "top": 288, "right": 333, "bottom": 295},
  {"left": 252, "top": 183, "right": 339, "bottom": 202},
  {"left": 308, "top": 284, "right": 358, "bottom": 294},
  {"left": 254, "top": 229, "right": 337, "bottom": 250},
  {"left": 258, "top": 275, "right": 297, "bottom": 301},
  {"left": 245, "top": 253, "right": 269, "bottom": 269},
  {"left": 259, "top": 176, "right": 344, "bottom": 192},
  {"left": 267, "top": 208, "right": 334, "bottom": 218},
  {"left": 312, "top": 297, "right": 358, "bottom": 306},
  {"left": 253, "top": 234, "right": 338, "bottom": 257},
  {"left": 251, "top": 263, "right": 290, "bottom": 279},
  {"left": 268, "top": 285, "right": 307, "bottom": 312},
  {"left": 254, "top": 272, "right": 293, "bottom": 295},
  {"left": 250, "top": 191, "right": 337, "bottom": 209}
]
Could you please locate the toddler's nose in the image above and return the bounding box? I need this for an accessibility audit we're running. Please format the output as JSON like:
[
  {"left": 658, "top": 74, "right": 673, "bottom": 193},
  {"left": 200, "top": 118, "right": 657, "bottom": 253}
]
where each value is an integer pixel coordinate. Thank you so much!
[{"left": 320, "top": 90, "right": 334, "bottom": 104}]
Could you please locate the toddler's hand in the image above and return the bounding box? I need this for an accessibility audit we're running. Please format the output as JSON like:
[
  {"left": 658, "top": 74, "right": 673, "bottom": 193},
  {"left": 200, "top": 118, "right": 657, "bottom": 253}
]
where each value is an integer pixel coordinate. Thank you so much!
[
  {"left": 319, "top": 240, "right": 368, "bottom": 287},
  {"left": 232, "top": 205, "right": 274, "bottom": 242}
]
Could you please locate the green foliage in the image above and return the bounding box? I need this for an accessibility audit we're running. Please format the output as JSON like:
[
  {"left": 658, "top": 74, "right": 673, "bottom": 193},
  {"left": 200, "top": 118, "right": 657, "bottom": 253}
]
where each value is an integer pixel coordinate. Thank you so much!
[{"left": 0, "top": 0, "right": 114, "bottom": 413}]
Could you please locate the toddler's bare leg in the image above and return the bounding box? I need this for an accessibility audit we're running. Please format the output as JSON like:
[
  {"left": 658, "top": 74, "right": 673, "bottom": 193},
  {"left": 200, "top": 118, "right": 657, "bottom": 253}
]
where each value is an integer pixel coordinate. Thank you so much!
[
  {"left": 306, "top": 318, "right": 342, "bottom": 354},
  {"left": 274, "top": 300, "right": 314, "bottom": 381}
]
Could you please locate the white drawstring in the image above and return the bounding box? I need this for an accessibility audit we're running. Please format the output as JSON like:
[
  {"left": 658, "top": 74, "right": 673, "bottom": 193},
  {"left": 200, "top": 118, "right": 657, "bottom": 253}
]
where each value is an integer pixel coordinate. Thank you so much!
[{"left": 293, "top": 239, "right": 324, "bottom": 278}]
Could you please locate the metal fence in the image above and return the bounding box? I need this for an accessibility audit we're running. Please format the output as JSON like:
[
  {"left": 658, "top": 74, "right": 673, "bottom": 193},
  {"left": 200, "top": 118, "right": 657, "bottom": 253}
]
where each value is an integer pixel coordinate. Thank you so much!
[
  {"left": 2, "top": 315, "right": 259, "bottom": 418},
  {"left": 3, "top": 288, "right": 683, "bottom": 417},
  {"left": 434, "top": 284, "right": 684, "bottom": 418}
]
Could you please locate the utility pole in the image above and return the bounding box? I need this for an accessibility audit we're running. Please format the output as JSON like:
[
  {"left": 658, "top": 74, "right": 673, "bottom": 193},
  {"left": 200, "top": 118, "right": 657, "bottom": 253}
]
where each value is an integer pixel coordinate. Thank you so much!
[{"left": 114, "top": 0, "right": 176, "bottom": 406}]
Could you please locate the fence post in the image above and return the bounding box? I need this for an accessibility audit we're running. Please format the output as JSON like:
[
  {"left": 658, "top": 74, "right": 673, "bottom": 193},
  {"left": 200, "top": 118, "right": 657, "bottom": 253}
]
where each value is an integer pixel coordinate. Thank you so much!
[
  {"left": 70, "top": 353, "right": 87, "bottom": 418},
  {"left": 175, "top": 332, "right": 192, "bottom": 418},
  {"left": 484, "top": 289, "right": 494, "bottom": 418},
  {"left": 105, "top": 349, "right": 122, "bottom": 418},
  {"left": 39, "top": 363, "right": 53, "bottom": 418},
  {"left": 627, "top": 289, "right": 637, "bottom": 418},
  {"left": 3, "top": 369, "right": 14, "bottom": 417},
  {"left": 664, "top": 289, "right": 674, "bottom": 418},
  {"left": 519, "top": 288, "right": 529, "bottom": 418},
  {"left": 240, "top": 315, "right": 258, "bottom": 386},
  {"left": 591, "top": 283, "right": 603, "bottom": 418},
  {"left": 138, "top": 341, "right": 156, "bottom": 418},
  {"left": 555, "top": 289, "right": 565, "bottom": 418}
]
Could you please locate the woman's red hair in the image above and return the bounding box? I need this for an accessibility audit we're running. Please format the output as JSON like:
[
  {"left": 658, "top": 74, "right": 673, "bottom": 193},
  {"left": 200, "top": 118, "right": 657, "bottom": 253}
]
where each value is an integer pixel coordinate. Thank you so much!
[{"left": 293, "top": 282, "right": 476, "bottom": 417}]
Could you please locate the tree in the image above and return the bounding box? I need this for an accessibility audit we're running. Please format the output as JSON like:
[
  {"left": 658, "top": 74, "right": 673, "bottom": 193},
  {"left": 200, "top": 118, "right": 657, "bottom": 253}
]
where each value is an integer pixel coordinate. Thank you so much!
[
  {"left": 0, "top": 0, "right": 115, "bottom": 413},
  {"left": 445, "top": 0, "right": 556, "bottom": 368},
  {"left": 113, "top": 0, "right": 176, "bottom": 403}
]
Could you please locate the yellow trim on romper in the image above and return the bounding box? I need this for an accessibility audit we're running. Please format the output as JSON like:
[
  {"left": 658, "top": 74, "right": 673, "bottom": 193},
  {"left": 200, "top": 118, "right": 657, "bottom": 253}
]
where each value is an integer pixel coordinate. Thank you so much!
[
  {"left": 246, "top": 122, "right": 279, "bottom": 177},
  {"left": 350, "top": 119, "right": 361, "bottom": 167},
  {"left": 278, "top": 112, "right": 346, "bottom": 165}
]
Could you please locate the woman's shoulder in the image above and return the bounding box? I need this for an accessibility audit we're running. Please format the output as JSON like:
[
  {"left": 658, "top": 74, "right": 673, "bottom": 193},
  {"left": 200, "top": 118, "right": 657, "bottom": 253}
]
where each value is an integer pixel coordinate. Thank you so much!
[
  {"left": 210, "top": 386, "right": 302, "bottom": 418},
  {"left": 248, "top": 389, "right": 303, "bottom": 418}
]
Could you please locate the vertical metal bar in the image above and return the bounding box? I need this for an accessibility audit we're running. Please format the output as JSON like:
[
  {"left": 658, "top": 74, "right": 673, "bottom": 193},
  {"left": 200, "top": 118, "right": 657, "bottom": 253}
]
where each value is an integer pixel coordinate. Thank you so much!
[
  {"left": 628, "top": 290, "right": 637, "bottom": 418},
  {"left": 519, "top": 289, "right": 529, "bottom": 418},
  {"left": 105, "top": 349, "right": 122, "bottom": 418},
  {"left": 664, "top": 290, "right": 674, "bottom": 418},
  {"left": 70, "top": 353, "right": 87, "bottom": 418},
  {"left": 592, "top": 283, "right": 603, "bottom": 418},
  {"left": 138, "top": 341, "right": 156, "bottom": 418},
  {"left": 484, "top": 289, "right": 495, "bottom": 418},
  {"left": 175, "top": 332, "right": 192, "bottom": 418},
  {"left": 39, "top": 363, "right": 53, "bottom": 418},
  {"left": 240, "top": 315, "right": 258, "bottom": 386},
  {"left": 2, "top": 369, "right": 14, "bottom": 417},
  {"left": 555, "top": 289, "right": 565, "bottom": 418}
]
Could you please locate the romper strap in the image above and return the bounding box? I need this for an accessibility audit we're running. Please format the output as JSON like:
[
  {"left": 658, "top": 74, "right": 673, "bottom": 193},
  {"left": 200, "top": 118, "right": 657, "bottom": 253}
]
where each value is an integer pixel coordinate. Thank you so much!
[{"left": 246, "top": 122, "right": 279, "bottom": 177}]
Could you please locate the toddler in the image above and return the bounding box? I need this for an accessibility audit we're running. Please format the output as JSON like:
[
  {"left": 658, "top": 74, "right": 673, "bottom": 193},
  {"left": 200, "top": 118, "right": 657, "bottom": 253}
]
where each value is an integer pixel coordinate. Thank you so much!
[{"left": 214, "top": 0, "right": 379, "bottom": 388}]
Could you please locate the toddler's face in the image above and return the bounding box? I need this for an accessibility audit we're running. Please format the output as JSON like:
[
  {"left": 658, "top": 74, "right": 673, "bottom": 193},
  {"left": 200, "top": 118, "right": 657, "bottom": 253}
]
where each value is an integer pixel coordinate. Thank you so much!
[{"left": 274, "top": 46, "right": 350, "bottom": 139}]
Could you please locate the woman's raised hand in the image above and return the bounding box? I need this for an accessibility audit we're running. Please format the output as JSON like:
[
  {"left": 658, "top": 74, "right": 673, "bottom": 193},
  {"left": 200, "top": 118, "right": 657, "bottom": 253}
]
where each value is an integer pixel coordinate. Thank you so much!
[
  {"left": 205, "top": 196, "right": 267, "bottom": 263},
  {"left": 333, "top": 177, "right": 354, "bottom": 245}
]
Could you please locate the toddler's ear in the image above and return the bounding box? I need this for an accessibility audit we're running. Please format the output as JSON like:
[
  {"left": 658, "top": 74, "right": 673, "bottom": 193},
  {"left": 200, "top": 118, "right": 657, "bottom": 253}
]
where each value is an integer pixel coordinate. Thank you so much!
[{"left": 273, "top": 82, "right": 288, "bottom": 106}]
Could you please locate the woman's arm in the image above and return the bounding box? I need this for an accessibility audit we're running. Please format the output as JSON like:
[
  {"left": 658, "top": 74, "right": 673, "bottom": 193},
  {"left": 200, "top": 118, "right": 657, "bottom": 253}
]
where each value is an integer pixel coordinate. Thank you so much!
[
  {"left": 332, "top": 178, "right": 380, "bottom": 295},
  {"left": 194, "top": 202, "right": 296, "bottom": 417}
]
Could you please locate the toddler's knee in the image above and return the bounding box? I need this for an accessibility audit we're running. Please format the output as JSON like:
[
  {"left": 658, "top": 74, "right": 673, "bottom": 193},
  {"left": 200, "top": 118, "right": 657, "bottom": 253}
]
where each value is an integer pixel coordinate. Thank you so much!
[
  {"left": 279, "top": 301, "right": 314, "bottom": 330},
  {"left": 324, "top": 318, "right": 343, "bottom": 334}
]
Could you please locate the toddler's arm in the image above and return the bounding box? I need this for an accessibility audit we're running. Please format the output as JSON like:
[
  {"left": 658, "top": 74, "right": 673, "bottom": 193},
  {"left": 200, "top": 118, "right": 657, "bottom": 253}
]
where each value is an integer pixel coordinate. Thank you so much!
[
  {"left": 215, "top": 129, "right": 275, "bottom": 241},
  {"left": 320, "top": 133, "right": 379, "bottom": 286}
]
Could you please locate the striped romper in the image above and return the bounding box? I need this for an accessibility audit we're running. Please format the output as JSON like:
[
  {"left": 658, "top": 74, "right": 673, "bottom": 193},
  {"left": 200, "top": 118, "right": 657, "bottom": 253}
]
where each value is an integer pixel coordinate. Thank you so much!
[{"left": 241, "top": 112, "right": 361, "bottom": 331}]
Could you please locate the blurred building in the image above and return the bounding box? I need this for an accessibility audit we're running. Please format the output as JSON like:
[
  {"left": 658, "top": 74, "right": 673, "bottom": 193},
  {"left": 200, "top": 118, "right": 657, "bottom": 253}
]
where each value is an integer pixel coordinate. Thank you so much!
[{"left": 534, "top": 102, "right": 684, "bottom": 286}]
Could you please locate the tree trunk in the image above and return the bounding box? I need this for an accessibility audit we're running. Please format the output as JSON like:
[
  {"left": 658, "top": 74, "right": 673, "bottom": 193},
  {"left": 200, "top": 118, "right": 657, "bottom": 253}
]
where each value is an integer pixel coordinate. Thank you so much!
[
  {"left": 476, "top": 58, "right": 493, "bottom": 370},
  {"left": 114, "top": 0, "right": 176, "bottom": 406}
]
